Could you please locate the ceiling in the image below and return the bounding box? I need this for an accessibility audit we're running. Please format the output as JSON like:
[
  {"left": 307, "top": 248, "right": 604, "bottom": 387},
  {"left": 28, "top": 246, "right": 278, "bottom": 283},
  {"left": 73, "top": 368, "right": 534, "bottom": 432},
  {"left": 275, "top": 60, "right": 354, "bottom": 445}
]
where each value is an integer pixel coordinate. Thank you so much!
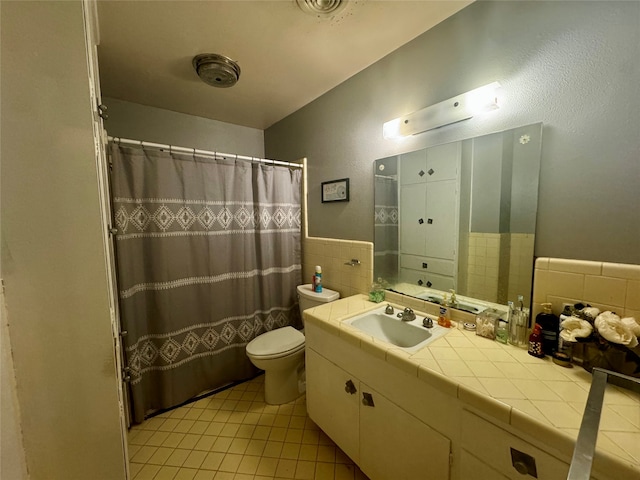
[{"left": 97, "top": 1, "right": 472, "bottom": 130}]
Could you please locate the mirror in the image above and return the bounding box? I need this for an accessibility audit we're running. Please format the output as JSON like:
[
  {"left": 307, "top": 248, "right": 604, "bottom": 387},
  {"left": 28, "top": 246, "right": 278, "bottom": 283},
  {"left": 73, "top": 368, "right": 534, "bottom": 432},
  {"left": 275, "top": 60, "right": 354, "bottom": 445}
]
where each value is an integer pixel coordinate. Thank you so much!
[{"left": 374, "top": 123, "right": 542, "bottom": 313}]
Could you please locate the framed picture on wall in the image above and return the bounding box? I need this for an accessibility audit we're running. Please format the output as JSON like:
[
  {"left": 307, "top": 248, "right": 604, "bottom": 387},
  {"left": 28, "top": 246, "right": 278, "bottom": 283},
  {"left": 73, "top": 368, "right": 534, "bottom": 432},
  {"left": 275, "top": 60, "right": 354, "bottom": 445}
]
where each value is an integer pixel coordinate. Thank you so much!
[{"left": 321, "top": 178, "right": 350, "bottom": 203}]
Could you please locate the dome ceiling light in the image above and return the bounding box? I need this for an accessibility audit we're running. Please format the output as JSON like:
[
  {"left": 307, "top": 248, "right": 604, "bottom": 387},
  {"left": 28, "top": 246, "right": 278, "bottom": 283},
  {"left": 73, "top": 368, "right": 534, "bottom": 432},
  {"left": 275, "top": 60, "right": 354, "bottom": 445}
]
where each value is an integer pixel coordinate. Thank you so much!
[{"left": 192, "top": 53, "right": 241, "bottom": 88}]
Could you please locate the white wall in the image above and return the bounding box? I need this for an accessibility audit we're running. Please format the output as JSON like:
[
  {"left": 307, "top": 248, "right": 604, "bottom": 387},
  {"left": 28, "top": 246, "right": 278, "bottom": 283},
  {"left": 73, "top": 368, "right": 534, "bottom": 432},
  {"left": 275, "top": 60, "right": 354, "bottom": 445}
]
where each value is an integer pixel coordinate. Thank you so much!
[
  {"left": 1, "top": 291, "right": 29, "bottom": 479},
  {"left": 1, "top": 2, "right": 126, "bottom": 478},
  {"left": 265, "top": 1, "right": 640, "bottom": 265},
  {"left": 103, "top": 97, "right": 265, "bottom": 158}
]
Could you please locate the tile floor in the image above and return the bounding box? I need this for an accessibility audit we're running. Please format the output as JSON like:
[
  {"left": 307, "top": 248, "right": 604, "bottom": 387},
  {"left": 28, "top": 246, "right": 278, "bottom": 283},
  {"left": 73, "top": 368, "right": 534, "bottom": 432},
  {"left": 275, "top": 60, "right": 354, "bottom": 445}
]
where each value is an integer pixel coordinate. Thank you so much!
[{"left": 127, "top": 375, "right": 370, "bottom": 480}]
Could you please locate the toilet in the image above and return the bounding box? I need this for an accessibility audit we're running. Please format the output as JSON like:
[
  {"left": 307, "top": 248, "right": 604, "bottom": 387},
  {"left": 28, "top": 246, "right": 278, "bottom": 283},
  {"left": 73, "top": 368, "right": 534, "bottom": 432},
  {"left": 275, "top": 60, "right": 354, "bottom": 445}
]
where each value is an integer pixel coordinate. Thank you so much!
[{"left": 246, "top": 284, "right": 339, "bottom": 404}]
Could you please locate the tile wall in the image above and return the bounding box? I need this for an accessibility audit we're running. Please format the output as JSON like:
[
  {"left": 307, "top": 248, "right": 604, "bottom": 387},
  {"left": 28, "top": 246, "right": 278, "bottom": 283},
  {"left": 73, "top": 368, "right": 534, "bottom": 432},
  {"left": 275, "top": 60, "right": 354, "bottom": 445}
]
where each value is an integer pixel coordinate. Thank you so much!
[
  {"left": 507, "top": 234, "right": 535, "bottom": 306},
  {"left": 532, "top": 258, "right": 640, "bottom": 320},
  {"left": 465, "top": 233, "right": 503, "bottom": 303},
  {"left": 302, "top": 238, "right": 373, "bottom": 299},
  {"left": 465, "top": 233, "right": 534, "bottom": 307}
]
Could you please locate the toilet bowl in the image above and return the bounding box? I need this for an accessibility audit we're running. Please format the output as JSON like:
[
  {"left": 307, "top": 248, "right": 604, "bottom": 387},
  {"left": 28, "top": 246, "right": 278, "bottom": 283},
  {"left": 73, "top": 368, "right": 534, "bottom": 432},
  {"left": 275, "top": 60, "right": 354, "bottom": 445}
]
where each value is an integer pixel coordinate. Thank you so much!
[{"left": 246, "top": 284, "right": 339, "bottom": 404}]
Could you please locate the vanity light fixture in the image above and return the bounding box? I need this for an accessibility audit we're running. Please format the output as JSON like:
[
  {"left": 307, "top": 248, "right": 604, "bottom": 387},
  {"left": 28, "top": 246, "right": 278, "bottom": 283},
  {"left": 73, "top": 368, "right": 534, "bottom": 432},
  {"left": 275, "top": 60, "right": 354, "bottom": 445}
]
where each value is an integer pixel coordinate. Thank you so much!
[{"left": 383, "top": 82, "right": 502, "bottom": 139}]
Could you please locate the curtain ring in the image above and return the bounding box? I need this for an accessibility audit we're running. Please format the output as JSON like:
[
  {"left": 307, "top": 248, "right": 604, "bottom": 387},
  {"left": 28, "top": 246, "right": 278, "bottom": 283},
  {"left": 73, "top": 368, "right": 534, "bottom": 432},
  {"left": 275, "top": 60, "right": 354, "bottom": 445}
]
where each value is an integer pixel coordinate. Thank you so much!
[
  {"left": 169, "top": 145, "right": 173, "bottom": 154},
  {"left": 192, "top": 148, "right": 197, "bottom": 162}
]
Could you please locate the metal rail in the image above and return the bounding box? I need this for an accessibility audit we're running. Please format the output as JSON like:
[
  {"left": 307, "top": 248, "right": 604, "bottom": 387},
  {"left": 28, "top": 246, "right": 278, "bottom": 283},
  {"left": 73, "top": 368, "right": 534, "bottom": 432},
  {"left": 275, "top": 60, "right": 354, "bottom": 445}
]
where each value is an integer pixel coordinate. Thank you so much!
[{"left": 567, "top": 367, "right": 640, "bottom": 480}]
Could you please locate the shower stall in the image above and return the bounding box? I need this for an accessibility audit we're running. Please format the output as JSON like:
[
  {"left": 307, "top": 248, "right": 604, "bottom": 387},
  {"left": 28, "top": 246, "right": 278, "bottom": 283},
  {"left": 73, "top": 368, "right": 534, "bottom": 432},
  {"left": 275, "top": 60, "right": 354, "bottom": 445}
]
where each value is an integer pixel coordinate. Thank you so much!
[{"left": 108, "top": 139, "right": 303, "bottom": 424}]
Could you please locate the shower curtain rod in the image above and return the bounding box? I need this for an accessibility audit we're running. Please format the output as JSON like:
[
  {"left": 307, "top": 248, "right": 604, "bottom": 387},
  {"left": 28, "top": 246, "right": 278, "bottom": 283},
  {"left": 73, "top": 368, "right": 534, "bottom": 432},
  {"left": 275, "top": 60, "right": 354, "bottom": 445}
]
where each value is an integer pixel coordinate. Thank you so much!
[{"left": 107, "top": 136, "right": 303, "bottom": 169}]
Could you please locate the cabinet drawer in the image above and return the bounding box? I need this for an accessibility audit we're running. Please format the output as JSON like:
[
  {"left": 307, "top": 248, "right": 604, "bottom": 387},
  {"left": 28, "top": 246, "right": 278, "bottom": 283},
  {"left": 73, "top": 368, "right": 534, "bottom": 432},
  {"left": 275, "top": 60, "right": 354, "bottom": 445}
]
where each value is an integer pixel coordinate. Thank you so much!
[
  {"left": 461, "top": 410, "right": 582, "bottom": 480},
  {"left": 399, "top": 268, "right": 455, "bottom": 291},
  {"left": 400, "top": 254, "right": 454, "bottom": 276}
]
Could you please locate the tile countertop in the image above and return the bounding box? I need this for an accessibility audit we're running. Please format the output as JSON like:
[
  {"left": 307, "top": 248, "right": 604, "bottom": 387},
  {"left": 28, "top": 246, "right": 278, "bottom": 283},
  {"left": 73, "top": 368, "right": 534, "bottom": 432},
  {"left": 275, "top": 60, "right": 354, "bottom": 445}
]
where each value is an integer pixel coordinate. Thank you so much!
[{"left": 303, "top": 294, "right": 640, "bottom": 479}]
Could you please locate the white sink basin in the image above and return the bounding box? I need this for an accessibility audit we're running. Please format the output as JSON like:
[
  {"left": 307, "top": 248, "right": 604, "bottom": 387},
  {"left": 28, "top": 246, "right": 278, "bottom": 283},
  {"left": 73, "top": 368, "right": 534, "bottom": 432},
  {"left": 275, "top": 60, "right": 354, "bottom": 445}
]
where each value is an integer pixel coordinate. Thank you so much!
[{"left": 343, "top": 306, "right": 451, "bottom": 352}]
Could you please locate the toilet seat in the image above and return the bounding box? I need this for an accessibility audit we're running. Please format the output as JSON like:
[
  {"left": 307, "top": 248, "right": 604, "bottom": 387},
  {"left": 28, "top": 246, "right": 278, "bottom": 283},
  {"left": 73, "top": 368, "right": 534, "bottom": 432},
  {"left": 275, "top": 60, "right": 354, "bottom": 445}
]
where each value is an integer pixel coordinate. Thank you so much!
[{"left": 246, "top": 326, "right": 305, "bottom": 360}]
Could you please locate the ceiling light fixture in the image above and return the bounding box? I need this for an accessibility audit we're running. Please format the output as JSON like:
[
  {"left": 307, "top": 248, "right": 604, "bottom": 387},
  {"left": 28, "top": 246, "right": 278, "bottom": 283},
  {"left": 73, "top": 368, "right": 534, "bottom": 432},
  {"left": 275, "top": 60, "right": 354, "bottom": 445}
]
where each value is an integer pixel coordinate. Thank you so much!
[
  {"left": 295, "top": 0, "right": 348, "bottom": 18},
  {"left": 192, "top": 53, "right": 241, "bottom": 88},
  {"left": 383, "top": 82, "right": 502, "bottom": 139}
]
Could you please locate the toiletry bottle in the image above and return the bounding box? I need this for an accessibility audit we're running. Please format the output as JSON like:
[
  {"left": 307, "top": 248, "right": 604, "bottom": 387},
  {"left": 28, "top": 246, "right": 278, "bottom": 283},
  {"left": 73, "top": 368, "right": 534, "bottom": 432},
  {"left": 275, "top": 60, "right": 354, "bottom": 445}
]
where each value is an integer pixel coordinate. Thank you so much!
[
  {"left": 507, "top": 301, "right": 516, "bottom": 344},
  {"left": 528, "top": 323, "right": 545, "bottom": 358},
  {"left": 496, "top": 318, "right": 508, "bottom": 344},
  {"left": 438, "top": 306, "right": 451, "bottom": 328},
  {"left": 508, "top": 296, "right": 529, "bottom": 347},
  {"left": 536, "top": 303, "right": 559, "bottom": 356},
  {"left": 314, "top": 266, "right": 323, "bottom": 293}
]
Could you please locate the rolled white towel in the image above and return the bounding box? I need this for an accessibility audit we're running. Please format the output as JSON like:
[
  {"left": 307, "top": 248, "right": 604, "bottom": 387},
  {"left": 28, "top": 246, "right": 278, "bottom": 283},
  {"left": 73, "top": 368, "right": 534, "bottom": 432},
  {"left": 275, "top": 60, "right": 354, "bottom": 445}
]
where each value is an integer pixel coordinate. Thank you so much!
[
  {"left": 582, "top": 307, "right": 601, "bottom": 319},
  {"left": 621, "top": 317, "right": 640, "bottom": 337},
  {"left": 560, "top": 316, "right": 593, "bottom": 342},
  {"left": 594, "top": 311, "right": 639, "bottom": 348}
]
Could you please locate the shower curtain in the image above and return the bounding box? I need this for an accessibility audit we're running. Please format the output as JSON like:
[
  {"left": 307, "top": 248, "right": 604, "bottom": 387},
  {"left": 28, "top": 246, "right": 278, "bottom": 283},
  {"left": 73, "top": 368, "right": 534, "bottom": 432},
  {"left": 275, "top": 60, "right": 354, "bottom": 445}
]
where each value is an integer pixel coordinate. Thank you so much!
[
  {"left": 374, "top": 175, "right": 399, "bottom": 285},
  {"left": 109, "top": 143, "right": 302, "bottom": 423}
]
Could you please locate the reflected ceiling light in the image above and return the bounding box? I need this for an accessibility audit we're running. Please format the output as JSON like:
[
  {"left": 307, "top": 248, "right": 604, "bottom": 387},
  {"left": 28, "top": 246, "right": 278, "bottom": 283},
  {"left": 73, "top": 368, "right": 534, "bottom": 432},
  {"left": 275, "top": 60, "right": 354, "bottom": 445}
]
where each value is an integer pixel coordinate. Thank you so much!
[
  {"left": 295, "top": 0, "right": 348, "bottom": 18},
  {"left": 383, "top": 82, "right": 502, "bottom": 139}
]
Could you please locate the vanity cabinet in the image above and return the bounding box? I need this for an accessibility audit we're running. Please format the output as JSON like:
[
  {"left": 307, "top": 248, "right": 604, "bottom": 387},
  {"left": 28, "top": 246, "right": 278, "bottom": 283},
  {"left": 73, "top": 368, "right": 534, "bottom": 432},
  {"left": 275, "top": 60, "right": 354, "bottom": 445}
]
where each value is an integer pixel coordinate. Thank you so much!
[
  {"left": 398, "top": 142, "right": 460, "bottom": 291},
  {"left": 306, "top": 346, "right": 451, "bottom": 480},
  {"left": 305, "top": 308, "right": 625, "bottom": 480},
  {"left": 461, "top": 410, "right": 602, "bottom": 480},
  {"left": 305, "top": 348, "right": 359, "bottom": 463}
]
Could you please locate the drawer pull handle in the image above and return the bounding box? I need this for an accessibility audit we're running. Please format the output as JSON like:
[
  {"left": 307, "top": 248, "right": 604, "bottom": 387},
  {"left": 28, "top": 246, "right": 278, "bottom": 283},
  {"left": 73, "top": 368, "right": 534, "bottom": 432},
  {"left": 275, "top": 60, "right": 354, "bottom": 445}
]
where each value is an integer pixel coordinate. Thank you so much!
[
  {"left": 362, "top": 392, "right": 375, "bottom": 407},
  {"left": 510, "top": 448, "right": 537, "bottom": 478},
  {"left": 344, "top": 379, "right": 357, "bottom": 395}
]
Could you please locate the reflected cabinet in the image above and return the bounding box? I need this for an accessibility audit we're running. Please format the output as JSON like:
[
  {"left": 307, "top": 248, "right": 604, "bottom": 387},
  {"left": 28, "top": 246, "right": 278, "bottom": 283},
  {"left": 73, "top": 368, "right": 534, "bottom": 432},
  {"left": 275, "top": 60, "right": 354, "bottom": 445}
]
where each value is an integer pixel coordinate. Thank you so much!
[{"left": 399, "top": 142, "right": 460, "bottom": 292}]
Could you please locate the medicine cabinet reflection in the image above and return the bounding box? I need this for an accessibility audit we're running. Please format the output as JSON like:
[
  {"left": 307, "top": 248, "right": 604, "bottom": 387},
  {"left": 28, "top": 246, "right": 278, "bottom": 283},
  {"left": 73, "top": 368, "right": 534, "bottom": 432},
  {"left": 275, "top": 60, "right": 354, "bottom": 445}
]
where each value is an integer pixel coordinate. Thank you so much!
[{"left": 374, "top": 123, "right": 542, "bottom": 312}]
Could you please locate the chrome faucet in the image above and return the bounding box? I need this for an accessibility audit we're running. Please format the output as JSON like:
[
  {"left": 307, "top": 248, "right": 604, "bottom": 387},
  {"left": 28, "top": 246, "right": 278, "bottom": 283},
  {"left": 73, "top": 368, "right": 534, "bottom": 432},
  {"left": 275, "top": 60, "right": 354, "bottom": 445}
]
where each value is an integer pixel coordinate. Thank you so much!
[{"left": 397, "top": 307, "right": 416, "bottom": 322}]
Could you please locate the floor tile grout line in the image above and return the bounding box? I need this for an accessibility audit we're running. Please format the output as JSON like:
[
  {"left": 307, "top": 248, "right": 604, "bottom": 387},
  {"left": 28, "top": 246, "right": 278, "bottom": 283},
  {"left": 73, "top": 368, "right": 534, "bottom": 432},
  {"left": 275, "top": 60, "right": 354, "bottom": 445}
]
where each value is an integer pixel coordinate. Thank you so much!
[{"left": 129, "top": 376, "right": 369, "bottom": 480}]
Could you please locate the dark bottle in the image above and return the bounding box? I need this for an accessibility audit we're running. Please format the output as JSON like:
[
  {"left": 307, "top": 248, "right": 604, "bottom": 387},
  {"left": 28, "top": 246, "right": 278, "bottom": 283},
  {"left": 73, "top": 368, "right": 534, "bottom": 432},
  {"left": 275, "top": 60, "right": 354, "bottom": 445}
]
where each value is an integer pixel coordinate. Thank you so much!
[
  {"left": 536, "top": 303, "right": 559, "bottom": 356},
  {"left": 528, "top": 323, "right": 545, "bottom": 358}
]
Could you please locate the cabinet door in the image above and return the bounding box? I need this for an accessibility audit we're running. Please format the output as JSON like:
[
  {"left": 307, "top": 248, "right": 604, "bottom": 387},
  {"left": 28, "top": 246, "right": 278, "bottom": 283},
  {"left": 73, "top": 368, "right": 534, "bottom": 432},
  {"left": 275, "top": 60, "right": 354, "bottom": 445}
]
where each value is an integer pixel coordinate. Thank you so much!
[
  {"left": 399, "top": 183, "right": 426, "bottom": 256},
  {"left": 425, "top": 141, "right": 460, "bottom": 182},
  {"left": 306, "top": 348, "right": 360, "bottom": 463},
  {"left": 399, "top": 149, "right": 427, "bottom": 185},
  {"left": 425, "top": 179, "right": 457, "bottom": 260},
  {"left": 359, "top": 383, "right": 451, "bottom": 480},
  {"left": 460, "top": 449, "right": 510, "bottom": 480}
]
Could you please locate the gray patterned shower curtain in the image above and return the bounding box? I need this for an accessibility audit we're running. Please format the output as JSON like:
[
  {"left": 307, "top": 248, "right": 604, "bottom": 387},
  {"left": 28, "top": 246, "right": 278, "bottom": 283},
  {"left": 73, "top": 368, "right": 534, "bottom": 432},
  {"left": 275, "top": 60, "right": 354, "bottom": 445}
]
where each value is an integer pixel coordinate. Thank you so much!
[
  {"left": 109, "top": 143, "right": 302, "bottom": 423},
  {"left": 374, "top": 175, "right": 399, "bottom": 285}
]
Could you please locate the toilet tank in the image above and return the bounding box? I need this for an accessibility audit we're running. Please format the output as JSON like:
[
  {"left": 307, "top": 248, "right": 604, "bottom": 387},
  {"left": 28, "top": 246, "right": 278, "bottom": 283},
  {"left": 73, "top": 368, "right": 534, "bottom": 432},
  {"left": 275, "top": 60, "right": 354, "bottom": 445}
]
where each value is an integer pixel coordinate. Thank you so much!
[{"left": 297, "top": 284, "right": 339, "bottom": 312}]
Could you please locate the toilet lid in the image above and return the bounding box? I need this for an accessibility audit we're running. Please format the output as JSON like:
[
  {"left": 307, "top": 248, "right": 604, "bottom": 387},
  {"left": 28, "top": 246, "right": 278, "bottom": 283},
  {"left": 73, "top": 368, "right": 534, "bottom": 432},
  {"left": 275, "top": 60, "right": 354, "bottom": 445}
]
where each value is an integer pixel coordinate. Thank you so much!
[{"left": 246, "top": 326, "right": 305, "bottom": 357}]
